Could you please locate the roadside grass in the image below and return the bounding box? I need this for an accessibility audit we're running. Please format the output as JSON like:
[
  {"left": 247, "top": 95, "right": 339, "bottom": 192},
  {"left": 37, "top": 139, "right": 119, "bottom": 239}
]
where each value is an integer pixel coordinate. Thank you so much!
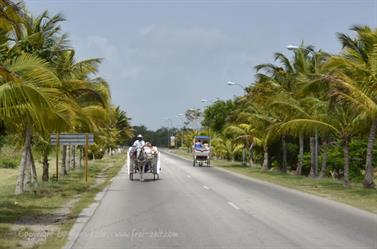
[
  {"left": 0, "top": 153, "right": 125, "bottom": 249},
  {"left": 171, "top": 149, "right": 377, "bottom": 214}
]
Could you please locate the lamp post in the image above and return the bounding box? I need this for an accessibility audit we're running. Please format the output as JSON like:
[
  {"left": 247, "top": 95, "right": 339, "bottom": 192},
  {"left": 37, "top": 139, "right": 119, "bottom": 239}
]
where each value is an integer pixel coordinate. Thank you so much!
[
  {"left": 164, "top": 118, "right": 173, "bottom": 148},
  {"left": 177, "top": 114, "right": 185, "bottom": 148}
]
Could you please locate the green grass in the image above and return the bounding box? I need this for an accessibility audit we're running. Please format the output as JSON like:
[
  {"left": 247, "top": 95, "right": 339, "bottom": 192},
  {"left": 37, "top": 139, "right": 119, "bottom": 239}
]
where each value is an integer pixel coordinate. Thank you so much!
[
  {"left": 0, "top": 154, "right": 125, "bottom": 249},
  {"left": 171, "top": 149, "right": 377, "bottom": 214}
]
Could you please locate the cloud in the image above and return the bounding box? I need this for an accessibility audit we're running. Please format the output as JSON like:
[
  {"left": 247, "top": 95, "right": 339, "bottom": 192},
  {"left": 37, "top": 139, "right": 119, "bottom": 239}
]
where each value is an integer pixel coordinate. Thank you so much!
[{"left": 70, "top": 26, "right": 278, "bottom": 130}]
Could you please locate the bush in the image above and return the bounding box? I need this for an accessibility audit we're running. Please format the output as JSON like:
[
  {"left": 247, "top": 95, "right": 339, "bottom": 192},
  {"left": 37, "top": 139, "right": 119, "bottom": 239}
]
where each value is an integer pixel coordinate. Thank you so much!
[
  {"left": 0, "top": 158, "right": 18, "bottom": 168},
  {"left": 302, "top": 137, "right": 377, "bottom": 182},
  {"left": 0, "top": 138, "right": 21, "bottom": 169}
]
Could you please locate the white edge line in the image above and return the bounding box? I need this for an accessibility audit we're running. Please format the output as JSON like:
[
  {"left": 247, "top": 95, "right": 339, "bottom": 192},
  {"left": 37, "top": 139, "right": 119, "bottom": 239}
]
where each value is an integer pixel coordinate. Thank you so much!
[
  {"left": 202, "top": 185, "right": 210, "bottom": 190},
  {"left": 228, "top": 202, "right": 240, "bottom": 210}
]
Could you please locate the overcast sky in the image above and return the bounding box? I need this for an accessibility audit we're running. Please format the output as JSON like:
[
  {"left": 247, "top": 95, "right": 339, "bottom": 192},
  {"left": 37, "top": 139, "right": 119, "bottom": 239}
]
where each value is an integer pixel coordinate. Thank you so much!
[{"left": 25, "top": 0, "right": 377, "bottom": 130}]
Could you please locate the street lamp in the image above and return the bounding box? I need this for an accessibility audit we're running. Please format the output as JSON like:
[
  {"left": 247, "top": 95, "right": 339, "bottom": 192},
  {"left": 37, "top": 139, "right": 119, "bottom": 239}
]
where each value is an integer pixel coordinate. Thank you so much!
[
  {"left": 287, "top": 44, "right": 299, "bottom": 50},
  {"left": 227, "top": 81, "right": 246, "bottom": 91},
  {"left": 201, "top": 97, "right": 220, "bottom": 104},
  {"left": 286, "top": 44, "right": 314, "bottom": 54}
]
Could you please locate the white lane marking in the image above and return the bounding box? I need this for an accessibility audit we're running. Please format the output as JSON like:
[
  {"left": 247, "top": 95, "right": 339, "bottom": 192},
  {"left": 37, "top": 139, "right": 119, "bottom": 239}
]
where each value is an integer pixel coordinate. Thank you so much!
[
  {"left": 187, "top": 175, "right": 191, "bottom": 178},
  {"left": 202, "top": 185, "right": 210, "bottom": 190},
  {"left": 228, "top": 202, "right": 240, "bottom": 210}
]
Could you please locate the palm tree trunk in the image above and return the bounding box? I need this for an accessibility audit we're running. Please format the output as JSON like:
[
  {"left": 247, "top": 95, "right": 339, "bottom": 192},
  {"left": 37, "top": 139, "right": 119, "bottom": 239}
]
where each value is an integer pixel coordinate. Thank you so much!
[
  {"left": 30, "top": 149, "right": 38, "bottom": 187},
  {"left": 249, "top": 143, "right": 255, "bottom": 167},
  {"left": 15, "top": 126, "right": 32, "bottom": 195},
  {"left": 23, "top": 154, "right": 32, "bottom": 192},
  {"left": 363, "top": 119, "right": 377, "bottom": 188},
  {"left": 315, "top": 130, "right": 319, "bottom": 176},
  {"left": 61, "top": 145, "right": 67, "bottom": 176},
  {"left": 296, "top": 134, "right": 304, "bottom": 176},
  {"left": 281, "top": 135, "right": 287, "bottom": 173},
  {"left": 42, "top": 149, "right": 49, "bottom": 182},
  {"left": 343, "top": 135, "right": 350, "bottom": 188},
  {"left": 262, "top": 145, "right": 269, "bottom": 171},
  {"left": 319, "top": 138, "right": 328, "bottom": 179},
  {"left": 242, "top": 147, "right": 246, "bottom": 165},
  {"left": 309, "top": 136, "right": 316, "bottom": 177}
]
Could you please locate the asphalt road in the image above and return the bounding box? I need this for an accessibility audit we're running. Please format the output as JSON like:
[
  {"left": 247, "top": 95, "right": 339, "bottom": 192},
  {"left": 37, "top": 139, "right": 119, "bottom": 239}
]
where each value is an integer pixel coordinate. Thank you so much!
[{"left": 71, "top": 152, "right": 377, "bottom": 249}]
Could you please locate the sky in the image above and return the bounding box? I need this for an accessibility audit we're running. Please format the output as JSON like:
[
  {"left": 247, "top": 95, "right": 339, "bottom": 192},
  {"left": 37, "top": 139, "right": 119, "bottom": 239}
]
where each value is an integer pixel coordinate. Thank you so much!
[{"left": 25, "top": 0, "right": 377, "bottom": 130}]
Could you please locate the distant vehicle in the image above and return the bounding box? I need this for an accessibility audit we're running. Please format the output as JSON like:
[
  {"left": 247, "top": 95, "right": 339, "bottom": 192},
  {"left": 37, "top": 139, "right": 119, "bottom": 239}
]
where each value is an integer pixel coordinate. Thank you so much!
[
  {"left": 127, "top": 145, "right": 160, "bottom": 181},
  {"left": 192, "top": 136, "right": 211, "bottom": 167}
]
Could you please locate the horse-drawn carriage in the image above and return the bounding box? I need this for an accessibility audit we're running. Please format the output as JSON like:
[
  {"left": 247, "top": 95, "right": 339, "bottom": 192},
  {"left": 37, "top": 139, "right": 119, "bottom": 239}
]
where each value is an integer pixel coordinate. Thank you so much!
[
  {"left": 127, "top": 145, "right": 160, "bottom": 181},
  {"left": 192, "top": 136, "right": 211, "bottom": 167}
]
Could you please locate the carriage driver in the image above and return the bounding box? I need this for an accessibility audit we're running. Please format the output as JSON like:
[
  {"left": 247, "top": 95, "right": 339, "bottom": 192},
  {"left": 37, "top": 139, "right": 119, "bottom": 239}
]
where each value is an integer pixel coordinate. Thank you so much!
[{"left": 133, "top": 134, "right": 145, "bottom": 148}]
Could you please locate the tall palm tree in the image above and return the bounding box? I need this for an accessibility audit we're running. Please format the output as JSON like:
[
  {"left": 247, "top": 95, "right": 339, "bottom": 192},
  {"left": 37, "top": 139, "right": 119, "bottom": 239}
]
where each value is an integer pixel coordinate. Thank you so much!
[
  {"left": 0, "top": 54, "right": 72, "bottom": 194},
  {"left": 3, "top": 8, "right": 76, "bottom": 181},
  {"left": 113, "top": 106, "right": 133, "bottom": 145},
  {"left": 327, "top": 26, "right": 377, "bottom": 188},
  {"left": 280, "top": 104, "right": 365, "bottom": 187},
  {"left": 255, "top": 45, "right": 330, "bottom": 175}
]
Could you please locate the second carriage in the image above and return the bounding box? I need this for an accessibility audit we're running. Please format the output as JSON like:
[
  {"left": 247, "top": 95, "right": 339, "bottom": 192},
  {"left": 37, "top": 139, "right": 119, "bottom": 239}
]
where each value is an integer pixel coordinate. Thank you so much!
[{"left": 192, "top": 136, "right": 211, "bottom": 167}]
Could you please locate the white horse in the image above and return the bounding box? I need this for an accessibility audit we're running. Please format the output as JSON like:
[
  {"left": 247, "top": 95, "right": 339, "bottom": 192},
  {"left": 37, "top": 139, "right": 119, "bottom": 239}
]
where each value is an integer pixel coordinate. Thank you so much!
[{"left": 129, "top": 146, "right": 154, "bottom": 181}]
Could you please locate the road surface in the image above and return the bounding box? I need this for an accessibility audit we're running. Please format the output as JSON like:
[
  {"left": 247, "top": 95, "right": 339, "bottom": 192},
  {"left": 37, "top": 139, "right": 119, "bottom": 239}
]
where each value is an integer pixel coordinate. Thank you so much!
[{"left": 71, "top": 152, "right": 377, "bottom": 249}]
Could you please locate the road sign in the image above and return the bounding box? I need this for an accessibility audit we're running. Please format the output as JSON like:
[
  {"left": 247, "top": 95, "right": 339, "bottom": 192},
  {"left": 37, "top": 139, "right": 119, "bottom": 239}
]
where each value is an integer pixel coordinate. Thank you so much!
[
  {"left": 50, "top": 133, "right": 94, "bottom": 145},
  {"left": 51, "top": 133, "right": 94, "bottom": 183}
]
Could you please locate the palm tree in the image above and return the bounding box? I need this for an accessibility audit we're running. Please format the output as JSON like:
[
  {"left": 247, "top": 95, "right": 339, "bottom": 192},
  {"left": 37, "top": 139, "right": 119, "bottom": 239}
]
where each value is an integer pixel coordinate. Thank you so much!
[
  {"left": 0, "top": 1, "right": 24, "bottom": 33},
  {"left": 224, "top": 124, "right": 262, "bottom": 167},
  {"left": 0, "top": 54, "right": 72, "bottom": 194},
  {"left": 255, "top": 45, "right": 330, "bottom": 175},
  {"left": 211, "top": 136, "right": 227, "bottom": 159},
  {"left": 114, "top": 106, "right": 133, "bottom": 145},
  {"left": 327, "top": 26, "right": 377, "bottom": 188},
  {"left": 3, "top": 9, "right": 75, "bottom": 181},
  {"left": 280, "top": 105, "right": 365, "bottom": 187}
]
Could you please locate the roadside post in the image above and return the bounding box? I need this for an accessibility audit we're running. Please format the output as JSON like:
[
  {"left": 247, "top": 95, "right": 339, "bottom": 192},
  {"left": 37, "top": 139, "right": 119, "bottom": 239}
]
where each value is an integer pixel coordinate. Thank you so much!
[
  {"left": 55, "top": 133, "right": 59, "bottom": 181},
  {"left": 85, "top": 133, "right": 89, "bottom": 183},
  {"left": 51, "top": 133, "right": 94, "bottom": 182}
]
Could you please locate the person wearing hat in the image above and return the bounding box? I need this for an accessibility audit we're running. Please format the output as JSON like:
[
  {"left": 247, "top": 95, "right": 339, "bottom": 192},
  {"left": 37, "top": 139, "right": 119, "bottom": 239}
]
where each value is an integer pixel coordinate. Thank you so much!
[{"left": 133, "top": 134, "right": 145, "bottom": 149}]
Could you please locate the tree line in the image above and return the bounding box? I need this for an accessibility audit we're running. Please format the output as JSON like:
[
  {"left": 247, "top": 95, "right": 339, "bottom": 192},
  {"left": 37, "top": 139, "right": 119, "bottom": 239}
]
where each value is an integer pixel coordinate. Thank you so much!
[
  {"left": 0, "top": 1, "right": 133, "bottom": 194},
  {"left": 201, "top": 26, "right": 377, "bottom": 189}
]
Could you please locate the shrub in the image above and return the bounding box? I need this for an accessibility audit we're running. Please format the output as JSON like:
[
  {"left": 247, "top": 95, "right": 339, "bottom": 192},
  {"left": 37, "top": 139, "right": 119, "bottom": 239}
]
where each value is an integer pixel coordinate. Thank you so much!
[{"left": 0, "top": 158, "right": 18, "bottom": 168}]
